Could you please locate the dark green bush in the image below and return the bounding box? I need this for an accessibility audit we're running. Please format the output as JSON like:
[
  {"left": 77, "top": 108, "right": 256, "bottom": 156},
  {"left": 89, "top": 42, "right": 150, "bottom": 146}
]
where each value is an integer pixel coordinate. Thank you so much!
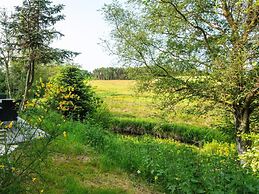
[{"left": 41, "top": 66, "right": 101, "bottom": 121}]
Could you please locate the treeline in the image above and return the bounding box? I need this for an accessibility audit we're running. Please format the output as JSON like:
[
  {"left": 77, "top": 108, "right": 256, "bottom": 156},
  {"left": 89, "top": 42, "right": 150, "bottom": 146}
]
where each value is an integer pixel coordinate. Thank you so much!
[{"left": 92, "top": 67, "right": 131, "bottom": 80}]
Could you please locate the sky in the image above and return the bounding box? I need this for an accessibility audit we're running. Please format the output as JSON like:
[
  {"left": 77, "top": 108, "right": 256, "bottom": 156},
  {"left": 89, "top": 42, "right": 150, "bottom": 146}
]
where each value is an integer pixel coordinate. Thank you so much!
[{"left": 0, "top": 0, "right": 115, "bottom": 71}]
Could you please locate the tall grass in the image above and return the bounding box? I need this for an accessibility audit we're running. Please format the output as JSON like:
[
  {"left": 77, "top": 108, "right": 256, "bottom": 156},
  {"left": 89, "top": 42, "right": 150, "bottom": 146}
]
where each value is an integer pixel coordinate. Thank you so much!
[
  {"left": 83, "top": 127, "right": 258, "bottom": 193},
  {"left": 28, "top": 109, "right": 259, "bottom": 194},
  {"left": 111, "top": 117, "right": 233, "bottom": 145},
  {"left": 90, "top": 80, "right": 223, "bottom": 127}
]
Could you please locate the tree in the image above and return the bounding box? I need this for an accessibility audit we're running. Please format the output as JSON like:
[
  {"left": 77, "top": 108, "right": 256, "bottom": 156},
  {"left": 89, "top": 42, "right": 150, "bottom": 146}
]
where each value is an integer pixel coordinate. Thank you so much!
[
  {"left": 0, "top": 9, "right": 16, "bottom": 98},
  {"left": 102, "top": 0, "right": 259, "bottom": 155},
  {"left": 92, "top": 67, "right": 129, "bottom": 80},
  {"left": 0, "top": 68, "right": 6, "bottom": 94},
  {"left": 42, "top": 66, "right": 101, "bottom": 121},
  {"left": 11, "top": 0, "right": 77, "bottom": 109}
]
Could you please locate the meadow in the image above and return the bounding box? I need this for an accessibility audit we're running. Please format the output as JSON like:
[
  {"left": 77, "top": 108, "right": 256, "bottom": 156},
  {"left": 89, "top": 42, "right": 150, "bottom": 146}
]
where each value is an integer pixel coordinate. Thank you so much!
[
  {"left": 90, "top": 80, "right": 232, "bottom": 145},
  {"left": 1, "top": 79, "right": 258, "bottom": 193},
  {"left": 90, "top": 80, "right": 158, "bottom": 120},
  {"left": 90, "top": 80, "right": 223, "bottom": 127}
]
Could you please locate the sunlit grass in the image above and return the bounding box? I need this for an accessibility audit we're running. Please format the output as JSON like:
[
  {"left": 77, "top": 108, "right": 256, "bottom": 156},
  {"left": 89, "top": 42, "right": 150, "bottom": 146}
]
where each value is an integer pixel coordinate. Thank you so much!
[
  {"left": 90, "top": 80, "right": 222, "bottom": 127},
  {"left": 26, "top": 130, "right": 160, "bottom": 194},
  {"left": 90, "top": 80, "right": 160, "bottom": 120},
  {"left": 22, "top": 109, "right": 258, "bottom": 194}
]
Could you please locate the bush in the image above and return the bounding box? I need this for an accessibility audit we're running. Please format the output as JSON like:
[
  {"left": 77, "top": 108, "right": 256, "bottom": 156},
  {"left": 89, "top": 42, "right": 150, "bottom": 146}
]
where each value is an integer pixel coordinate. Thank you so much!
[
  {"left": 111, "top": 117, "right": 232, "bottom": 145},
  {"left": 239, "top": 133, "right": 259, "bottom": 173},
  {"left": 40, "top": 66, "right": 101, "bottom": 121}
]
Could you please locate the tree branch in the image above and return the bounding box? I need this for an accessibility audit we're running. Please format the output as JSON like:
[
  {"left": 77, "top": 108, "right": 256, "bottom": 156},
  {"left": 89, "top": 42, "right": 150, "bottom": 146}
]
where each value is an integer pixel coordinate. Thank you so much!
[
  {"left": 160, "top": 0, "right": 212, "bottom": 52},
  {"left": 221, "top": 0, "right": 237, "bottom": 31}
]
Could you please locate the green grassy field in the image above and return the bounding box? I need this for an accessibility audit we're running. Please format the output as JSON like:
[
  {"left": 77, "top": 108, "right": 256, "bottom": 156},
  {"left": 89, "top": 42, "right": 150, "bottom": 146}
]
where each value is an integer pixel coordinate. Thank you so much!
[
  {"left": 90, "top": 80, "right": 222, "bottom": 127},
  {"left": 3, "top": 80, "right": 257, "bottom": 193},
  {"left": 19, "top": 110, "right": 258, "bottom": 193},
  {"left": 12, "top": 110, "right": 160, "bottom": 194},
  {"left": 90, "top": 80, "right": 159, "bottom": 120},
  {"left": 39, "top": 139, "right": 159, "bottom": 194}
]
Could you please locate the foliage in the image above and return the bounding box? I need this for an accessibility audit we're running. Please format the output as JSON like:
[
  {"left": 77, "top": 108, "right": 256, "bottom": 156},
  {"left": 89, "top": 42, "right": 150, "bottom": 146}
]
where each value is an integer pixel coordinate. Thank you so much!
[
  {"left": 111, "top": 117, "right": 232, "bottom": 145},
  {"left": 0, "top": 108, "right": 60, "bottom": 193},
  {"left": 0, "top": 68, "right": 6, "bottom": 94},
  {"left": 0, "top": 0, "right": 78, "bottom": 104},
  {"left": 239, "top": 133, "right": 259, "bottom": 173},
  {"left": 28, "top": 110, "right": 259, "bottom": 193},
  {"left": 102, "top": 0, "right": 259, "bottom": 154},
  {"left": 0, "top": 8, "right": 16, "bottom": 98},
  {"left": 84, "top": 127, "right": 258, "bottom": 193},
  {"left": 8, "top": 62, "right": 63, "bottom": 100},
  {"left": 92, "top": 67, "right": 130, "bottom": 80},
  {"left": 251, "top": 106, "right": 259, "bottom": 133},
  {"left": 40, "top": 66, "right": 101, "bottom": 121}
]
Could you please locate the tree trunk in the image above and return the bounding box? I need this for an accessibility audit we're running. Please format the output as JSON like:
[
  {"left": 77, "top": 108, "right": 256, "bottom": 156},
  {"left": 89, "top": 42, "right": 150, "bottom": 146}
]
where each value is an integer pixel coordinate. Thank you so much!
[
  {"left": 4, "top": 62, "right": 12, "bottom": 99},
  {"left": 20, "top": 67, "right": 30, "bottom": 111},
  {"left": 20, "top": 60, "right": 34, "bottom": 111},
  {"left": 29, "top": 60, "right": 35, "bottom": 85},
  {"left": 234, "top": 107, "right": 251, "bottom": 155}
]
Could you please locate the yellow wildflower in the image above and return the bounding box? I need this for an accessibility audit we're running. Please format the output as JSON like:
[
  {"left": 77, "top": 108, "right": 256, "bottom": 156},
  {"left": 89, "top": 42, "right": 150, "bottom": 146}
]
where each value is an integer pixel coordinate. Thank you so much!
[
  {"left": 32, "top": 177, "right": 37, "bottom": 182},
  {"left": 0, "top": 164, "right": 4, "bottom": 169},
  {"left": 63, "top": 131, "right": 67, "bottom": 138},
  {"left": 40, "top": 189, "right": 44, "bottom": 193},
  {"left": 6, "top": 121, "right": 13, "bottom": 129},
  {"left": 11, "top": 167, "right": 16, "bottom": 172},
  {"left": 64, "top": 94, "right": 70, "bottom": 99}
]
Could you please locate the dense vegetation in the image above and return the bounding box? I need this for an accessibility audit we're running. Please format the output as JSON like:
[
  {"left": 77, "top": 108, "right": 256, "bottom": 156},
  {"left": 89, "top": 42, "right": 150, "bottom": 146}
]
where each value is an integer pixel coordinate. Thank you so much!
[
  {"left": 14, "top": 108, "right": 259, "bottom": 193},
  {"left": 40, "top": 66, "right": 101, "bottom": 120},
  {"left": 0, "top": 0, "right": 77, "bottom": 105},
  {"left": 0, "top": 0, "right": 258, "bottom": 193},
  {"left": 102, "top": 0, "right": 259, "bottom": 155}
]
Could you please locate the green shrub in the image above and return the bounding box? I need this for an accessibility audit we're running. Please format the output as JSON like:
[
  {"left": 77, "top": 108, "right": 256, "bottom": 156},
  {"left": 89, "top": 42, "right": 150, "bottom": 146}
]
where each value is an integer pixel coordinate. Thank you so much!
[
  {"left": 239, "top": 133, "right": 259, "bottom": 173},
  {"left": 39, "top": 66, "right": 101, "bottom": 121},
  {"left": 0, "top": 108, "right": 60, "bottom": 193},
  {"left": 82, "top": 126, "right": 259, "bottom": 193}
]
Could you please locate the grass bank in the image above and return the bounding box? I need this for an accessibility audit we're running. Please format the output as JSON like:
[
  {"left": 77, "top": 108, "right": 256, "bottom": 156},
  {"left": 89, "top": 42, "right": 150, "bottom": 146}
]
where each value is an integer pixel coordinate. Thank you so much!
[
  {"left": 23, "top": 109, "right": 259, "bottom": 194},
  {"left": 19, "top": 109, "right": 159, "bottom": 194},
  {"left": 110, "top": 117, "right": 233, "bottom": 145}
]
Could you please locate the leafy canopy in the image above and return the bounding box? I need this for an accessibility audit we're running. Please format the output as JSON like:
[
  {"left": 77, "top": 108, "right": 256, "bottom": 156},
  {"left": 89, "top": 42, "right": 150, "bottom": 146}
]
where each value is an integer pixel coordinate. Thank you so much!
[
  {"left": 102, "top": 0, "right": 258, "bottom": 111},
  {"left": 102, "top": 0, "right": 259, "bottom": 154}
]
